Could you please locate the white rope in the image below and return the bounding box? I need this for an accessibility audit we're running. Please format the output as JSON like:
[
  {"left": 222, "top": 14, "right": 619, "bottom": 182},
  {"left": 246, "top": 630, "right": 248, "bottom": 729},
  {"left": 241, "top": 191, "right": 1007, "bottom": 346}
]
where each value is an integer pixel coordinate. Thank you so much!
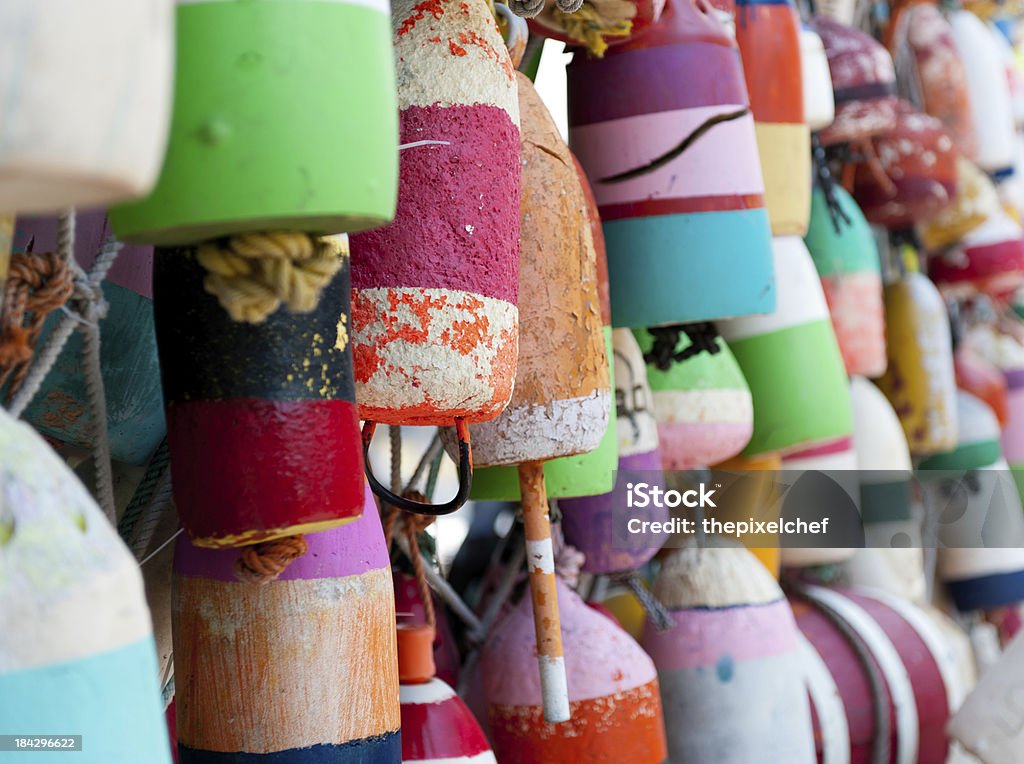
[{"left": 129, "top": 467, "right": 174, "bottom": 560}]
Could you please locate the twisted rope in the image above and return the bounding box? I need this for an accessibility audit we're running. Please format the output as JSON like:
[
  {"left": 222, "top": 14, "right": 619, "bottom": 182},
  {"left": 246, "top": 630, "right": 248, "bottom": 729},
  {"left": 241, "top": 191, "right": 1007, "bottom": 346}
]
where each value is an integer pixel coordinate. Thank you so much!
[
  {"left": 643, "top": 322, "right": 721, "bottom": 371},
  {"left": 233, "top": 535, "right": 309, "bottom": 584},
  {"left": 618, "top": 572, "right": 675, "bottom": 631}
]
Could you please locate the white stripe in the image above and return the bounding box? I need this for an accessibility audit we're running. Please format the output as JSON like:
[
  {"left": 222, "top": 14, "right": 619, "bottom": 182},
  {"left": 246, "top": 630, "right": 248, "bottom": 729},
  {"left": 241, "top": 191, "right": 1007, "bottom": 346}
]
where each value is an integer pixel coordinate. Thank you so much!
[
  {"left": 525, "top": 539, "right": 555, "bottom": 575},
  {"left": 805, "top": 586, "right": 919, "bottom": 764},
  {"left": 400, "top": 677, "right": 456, "bottom": 705},
  {"left": 407, "top": 752, "right": 497, "bottom": 764},
  {"left": 653, "top": 388, "right": 753, "bottom": 424},
  {"left": 539, "top": 655, "right": 570, "bottom": 723},
  {"left": 178, "top": 0, "right": 392, "bottom": 12},
  {"left": 799, "top": 632, "right": 850, "bottom": 764}
]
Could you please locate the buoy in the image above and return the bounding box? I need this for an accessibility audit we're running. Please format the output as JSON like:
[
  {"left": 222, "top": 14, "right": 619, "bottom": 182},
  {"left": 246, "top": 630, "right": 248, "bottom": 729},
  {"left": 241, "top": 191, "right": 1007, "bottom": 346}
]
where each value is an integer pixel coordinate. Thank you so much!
[
  {"left": 735, "top": 0, "right": 810, "bottom": 236},
  {"left": 792, "top": 584, "right": 967, "bottom": 764},
  {"left": 852, "top": 101, "right": 957, "bottom": 229},
  {"left": 801, "top": 24, "right": 836, "bottom": 132},
  {"left": 950, "top": 9, "right": 1017, "bottom": 175},
  {"left": 719, "top": 236, "right": 852, "bottom": 457},
  {"left": 813, "top": 0, "right": 855, "bottom": 25},
  {"left": 875, "top": 261, "right": 958, "bottom": 455},
  {"left": 0, "top": 408, "right": 171, "bottom": 762},
  {"left": 483, "top": 577, "right": 668, "bottom": 763},
  {"left": 804, "top": 184, "right": 887, "bottom": 377},
  {"left": 349, "top": 0, "right": 520, "bottom": 435},
  {"left": 398, "top": 623, "right": 496, "bottom": 764},
  {"left": 152, "top": 236, "right": 364, "bottom": 548},
  {"left": 10, "top": 213, "right": 164, "bottom": 465},
  {"left": 569, "top": 0, "right": 775, "bottom": 327},
  {"left": 561, "top": 328, "right": 667, "bottom": 575},
  {"left": 644, "top": 540, "right": 816, "bottom": 763},
  {"left": 955, "top": 342, "right": 1009, "bottom": 428},
  {"left": 172, "top": 483, "right": 401, "bottom": 761},
  {"left": 710, "top": 453, "right": 784, "bottom": 577},
  {"left": 635, "top": 325, "right": 753, "bottom": 470},
  {"left": 918, "top": 156, "right": 1000, "bottom": 252},
  {"left": 812, "top": 17, "right": 899, "bottom": 148},
  {"left": 929, "top": 207, "right": 1024, "bottom": 300},
  {"left": 109, "top": 0, "right": 397, "bottom": 244},
  {"left": 527, "top": 0, "right": 664, "bottom": 56},
  {"left": 394, "top": 571, "right": 461, "bottom": 689},
  {"left": 0, "top": 1, "right": 173, "bottom": 212}
]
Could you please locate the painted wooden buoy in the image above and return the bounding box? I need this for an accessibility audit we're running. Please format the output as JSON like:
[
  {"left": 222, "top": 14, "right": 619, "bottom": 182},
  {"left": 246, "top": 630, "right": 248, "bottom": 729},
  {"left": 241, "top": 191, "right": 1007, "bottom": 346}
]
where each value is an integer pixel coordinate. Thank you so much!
[
  {"left": 812, "top": 17, "right": 899, "bottom": 148},
  {"left": 0, "top": 1, "right": 173, "bottom": 213},
  {"left": 644, "top": 539, "right": 816, "bottom": 763},
  {"left": 719, "top": 236, "right": 852, "bottom": 458},
  {"left": 635, "top": 326, "right": 753, "bottom": 470},
  {"left": 875, "top": 265, "right": 958, "bottom": 456},
  {"left": 109, "top": 0, "right": 396, "bottom": 244},
  {"left": 172, "top": 482, "right": 400, "bottom": 762},
  {"left": 950, "top": 9, "right": 1017, "bottom": 175},
  {"left": 852, "top": 101, "right": 957, "bottom": 229},
  {"left": 527, "top": 0, "right": 665, "bottom": 55},
  {"left": 0, "top": 408, "right": 171, "bottom": 762},
  {"left": 11, "top": 213, "right": 164, "bottom": 465},
  {"left": 929, "top": 207, "right": 1024, "bottom": 300},
  {"left": 735, "top": 0, "right": 810, "bottom": 237},
  {"left": 568, "top": 0, "right": 775, "bottom": 327},
  {"left": 955, "top": 343, "right": 1009, "bottom": 428},
  {"left": 801, "top": 24, "right": 836, "bottom": 132},
  {"left": 918, "top": 156, "right": 999, "bottom": 252},
  {"left": 349, "top": 0, "right": 520, "bottom": 430},
  {"left": 483, "top": 577, "right": 668, "bottom": 763},
  {"left": 710, "top": 453, "right": 785, "bottom": 578},
  {"left": 804, "top": 185, "right": 886, "bottom": 378},
  {"left": 792, "top": 585, "right": 967, "bottom": 764},
  {"left": 398, "top": 623, "right": 496, "bottom": 764},
  {"left": 153, "top": 237, "right": 363, "bottom": 548},
  {"left": 561, "top": 328, "right": 667, "bottom": 575}
]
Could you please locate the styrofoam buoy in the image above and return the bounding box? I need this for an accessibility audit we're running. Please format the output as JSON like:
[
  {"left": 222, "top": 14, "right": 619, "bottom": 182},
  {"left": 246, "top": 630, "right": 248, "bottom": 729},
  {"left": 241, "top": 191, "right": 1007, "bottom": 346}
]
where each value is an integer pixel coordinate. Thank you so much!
[
  {"left": 527, "top": 0, "right": 665, "bottom": 55},
  {"left": 719, "top": 236, "right": 852, "bottom": 457},
  {"left": 11, "top": 214, "right": 164, "bottom": 465},
  {"left": 0, "top": 1, "right": 173, "bottom": 213},
  {"left": 398, "top": 623, "right": 496, "bottom": 764},
  {"left": 635, "top": 326, "right": 753, "bottom": 469},
  {"left": 875, "top": 265, "right": 958, "bottom": 456},
  {"left": 929, "top": 207, "right": 1024, "bottom": 300},
  {"left": 812, "top": 17, "right": 899, "bottom": 148},
  {"left": 173, "top": 483, "right": 400, "bottom": 761},
  {"left": 569, "top": 0, "right": 775, "bottom": 327},
  {"left": 349, "top": 0, "right": 520, "bottom": 431},
  {"left": 0, "top": 409, "right": 171, "bottom": 763},
  {"left": 644, "top": 540, "right": 816, "bottom": 763},
  {"left": 483, "top": 577, "right": 668, "bottom": 763},
  {"left": 918, "top": 156, "right": 1000, "bottom": 252},
  {"left": 951, "top": 9, "right": 1017, "bottom": 175},
  {"left": 153, "top": 237, "right": 363, "bottom": 548},
  {"left": 561, "top": 328, "right": 668, "bottom": 574},
  {"left": 801, "top": 24, "right": 836, "bottom": 132},
  {"left": 804, "top": 185, "right": 886, "bottom": 377},
  {"left": 110, "top": 0, "right": 397, "bottom": 244},
  {"left": 736, "top": 0, "right": 810, "bottom": 236}
]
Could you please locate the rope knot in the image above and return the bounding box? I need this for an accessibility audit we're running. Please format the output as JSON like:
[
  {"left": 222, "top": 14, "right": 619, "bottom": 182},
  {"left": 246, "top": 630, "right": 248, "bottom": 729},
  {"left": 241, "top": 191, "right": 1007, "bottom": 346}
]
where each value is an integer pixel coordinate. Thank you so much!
[
  {"left": 644, "top": 322, "right": 721, "bottom": 371},
  {"left": 233, "top": 534, "right": 309, "bottom": 584}
]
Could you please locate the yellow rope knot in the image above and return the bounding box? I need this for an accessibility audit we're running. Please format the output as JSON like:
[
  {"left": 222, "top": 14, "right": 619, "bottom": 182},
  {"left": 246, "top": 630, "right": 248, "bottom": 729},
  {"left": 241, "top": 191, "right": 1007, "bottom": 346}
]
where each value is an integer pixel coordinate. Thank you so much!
[
  {"left": 554, "top": 1, "right": 633, "bottom": 58},
  {"left": 197, "top": 232, "right": 345, "bottom": 324}
]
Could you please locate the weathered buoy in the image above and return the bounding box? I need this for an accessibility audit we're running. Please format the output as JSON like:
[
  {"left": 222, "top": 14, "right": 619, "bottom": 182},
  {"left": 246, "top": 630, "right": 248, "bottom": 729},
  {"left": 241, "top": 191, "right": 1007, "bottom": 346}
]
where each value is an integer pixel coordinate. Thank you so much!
[
  {"left": 644, "top": 540, "right": 816, "bottom": 763},
  {"left": 398, "top": 623, "right": 496, "bottom": 764},
  {"left": 483, "top": 577, "right": 668, "bottom": 763},
  {"left": 109, "top": 0, "right": 397, "bottom": 244},
  {"left": 569, "top": 0, "right": 775, "bottom": 327},
  {"left": 172, "top": 483, "right": 400, "bottom": 761},
  {"left": 804, "top": 184, "right": 887, "bottom": 377},
  {"left": 801, "top": 25, "right": 836, "bottom": 132},
  {"left": 735, "top": 0, "right": 810, "bottom": 236},
  {"left": 349, "top": 0, "right": 520, "bottom": 432},
  {"left": 0, "top": 1, "right": 173, "bottom": 212},
  {"left": 0, "top": 408, "right": 171, "bottom": 762},
  {"left": 394, "top": 571, "right": 461, "bottom": 689},
  {"left": 875, "top": 262, "right": 958, "bottom": 455},
  {"left": 719, "top": 236, "right": 852, "bottom": 457},
  {"left": 635, "top": 325, "right": 753, "bottom": 470},
  {"left": 929, "top": 207, "right": 1024, "bottom": 300},
  {"left": 918, "top": 156, "right": 1000, "bottom": 252},
  {"left": 153, "top": 237, "right": 363, "bottom": 548}
]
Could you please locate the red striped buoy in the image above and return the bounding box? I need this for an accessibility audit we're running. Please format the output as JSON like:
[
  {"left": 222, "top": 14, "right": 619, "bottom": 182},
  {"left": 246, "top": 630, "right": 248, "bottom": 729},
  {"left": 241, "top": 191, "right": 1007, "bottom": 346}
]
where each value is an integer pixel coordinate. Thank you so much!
[{"left": 929, "top": 208, "right": 1024, "bottom": 300}]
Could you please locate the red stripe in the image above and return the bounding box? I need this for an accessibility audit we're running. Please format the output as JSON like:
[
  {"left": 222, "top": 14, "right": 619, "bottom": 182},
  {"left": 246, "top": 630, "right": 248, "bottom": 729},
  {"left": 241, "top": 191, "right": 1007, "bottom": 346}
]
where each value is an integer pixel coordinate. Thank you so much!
[
  {"left": 786, "top": 436, "right": 854, "bottom": 460},
  {"left": 400, "top": 691, "right": 491, "bottom": 760},
  {"left": 599, "top": 193, "right": 766, "bottom": 221},
  {"left": 167, "top": 398, "right": 364, "bottom": 546},
  {"left": 931, "top": 238, "right": 1024, "bottom": 284}
]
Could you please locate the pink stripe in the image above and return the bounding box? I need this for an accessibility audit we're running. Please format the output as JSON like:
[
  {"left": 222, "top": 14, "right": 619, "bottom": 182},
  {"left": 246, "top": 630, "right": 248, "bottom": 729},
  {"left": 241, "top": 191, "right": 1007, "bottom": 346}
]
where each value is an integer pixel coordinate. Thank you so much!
[
  {"left": 1002, "top": 387, "right": 1024, "bottom": 462},
  {"left": 643, "top": 599, "right": 799, "bottom": 671},
  {"left": 658, "top": 421, "right": 753, "bottom": 470},
  {"left": 785, "top": 436, "right": 854, "bottom": 460}
]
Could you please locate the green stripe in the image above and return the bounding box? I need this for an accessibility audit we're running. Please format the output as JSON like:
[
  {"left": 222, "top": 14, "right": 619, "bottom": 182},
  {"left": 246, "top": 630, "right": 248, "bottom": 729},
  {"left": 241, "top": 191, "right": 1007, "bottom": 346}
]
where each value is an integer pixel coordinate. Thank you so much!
[
  {"left": 633, "top": 329, "right": 749, "bottom": 394},
  {"left": 804, "top": 187, "right": 881, "bottom": 277},
  {"left": 860, "top": 479, "right": 912, "bottom": 524},
  {"left": 917, "top": 440, "right": 1002, "bottom": 472}
]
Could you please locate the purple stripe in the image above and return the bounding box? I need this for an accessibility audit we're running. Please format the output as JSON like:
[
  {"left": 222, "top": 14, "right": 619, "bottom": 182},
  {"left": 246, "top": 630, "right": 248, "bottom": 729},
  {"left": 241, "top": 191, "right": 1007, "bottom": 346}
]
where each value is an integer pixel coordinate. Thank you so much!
[
  {"left": 174, "top": 482, "right": 389, "bottom": 582},
  {"left": 1004, "top": 368, "right": 1024, "bottom": 389},
  {"left": 568, "top": 43, "right": 749, "bottom": 127}
]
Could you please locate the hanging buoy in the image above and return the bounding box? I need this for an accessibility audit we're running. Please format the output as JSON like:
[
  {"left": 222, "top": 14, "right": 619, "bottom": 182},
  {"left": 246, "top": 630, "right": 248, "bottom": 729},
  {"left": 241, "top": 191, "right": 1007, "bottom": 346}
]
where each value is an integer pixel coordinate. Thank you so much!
[
  {"left": 955, "top": 341, "right": 1009, "bottom": 428},
  {"left": 634, "top": 325, "right": 753, "bottom": 470},
  {"left": 173, "top": 483, "right": 401, "bottom": 761},
  {"left": 569, "top": 0, "right": 775, "bottom": 327},
  {"left": 719, "top": 236, "right": 852, "bottom": 457},
  {"left": 561, "top": 328, "right": 667, "bottom": 575},
  {"left": 109, "top": 0, "right": 397, "bottom": 244},
  {"left": 0, "top": 1, "right": 173, "bottom": 212},
  {"left": 804, "top": 184, "right": 887, "bottom": 377},
  {"left": 918, "top": 156, "right": 1000, "bottom": 252},
  {"left": 710, "top": 452, "right": 784, "bottom": 577},
  {"left": 800, "top": 24, "right": 836, "bottom": 133},
  {"left": 153, "top": 236, "right": 363, "bottom": 548},
  {"left": 398, "top": 623, "right": 496, "bottom": 764},
  {"left": 644, "top": 540, "right": 816, "bottom": 763},
  {"left": 929, "top": 208, "right": 1024, "bottom": 300},
  {"left": 0, "top": 408, "right": 171, "bottom": 762},
  {"left": 735, "top": 0, "right": 810, "bottom": 236},
  {"left": 483, "top": 577, "right": 668, "bottom": 763}
]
